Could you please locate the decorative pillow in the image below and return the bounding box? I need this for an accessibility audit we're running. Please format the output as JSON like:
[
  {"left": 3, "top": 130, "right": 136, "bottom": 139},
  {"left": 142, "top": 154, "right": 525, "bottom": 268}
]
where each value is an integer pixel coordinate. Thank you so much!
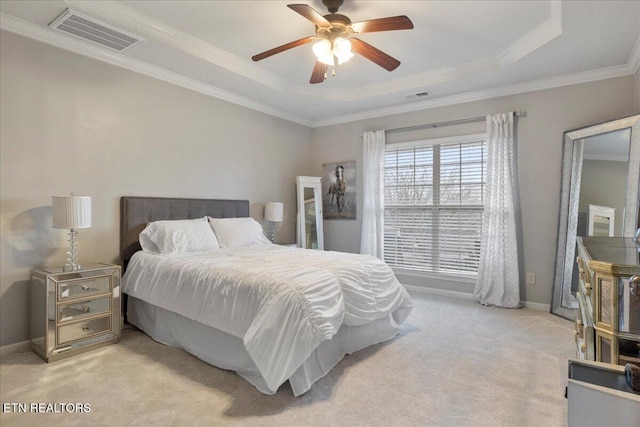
[
  {"left": 208, "top": 217, "right": 271, "bottom": 248},
  {"left": 139, "top": 217, "right": 220, "bottom": 254}
]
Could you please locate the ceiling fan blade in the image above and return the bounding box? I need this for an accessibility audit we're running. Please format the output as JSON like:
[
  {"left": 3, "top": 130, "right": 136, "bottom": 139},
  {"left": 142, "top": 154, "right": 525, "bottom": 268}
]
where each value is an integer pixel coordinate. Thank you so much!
[
  {"left": 351, "top": 15, "right": 414, "bottom": 33},
  {"left": 252, "top": 36, "right": 315, "bottom": 61},
  {"left": 350, "top": 38, "right": 400, "bottom": 71},
  {"left": 310, "top": 61, "right": 328, "bottom": 84},
  {"left": 288, "top": 4, "right": 331, "bottom": 27}
]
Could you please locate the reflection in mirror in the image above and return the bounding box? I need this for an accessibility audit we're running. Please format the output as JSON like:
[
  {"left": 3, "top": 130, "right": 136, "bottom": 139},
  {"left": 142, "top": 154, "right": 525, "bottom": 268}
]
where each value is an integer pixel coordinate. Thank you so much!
[
  {"left": 304, "top": 187, "right": 319, "bottom": 249},
  {"left": 296, "top": 176, "right": 324, "bottom": 250},
  {"left": 552, "top": 114, "right": 640, "bottom": 319}
]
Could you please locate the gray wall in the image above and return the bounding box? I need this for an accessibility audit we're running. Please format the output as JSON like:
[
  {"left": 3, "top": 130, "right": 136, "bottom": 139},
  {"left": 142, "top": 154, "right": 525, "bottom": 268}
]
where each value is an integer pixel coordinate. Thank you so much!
[
  {"left": 1, "top": 28, "right": 638, "bottom": 348},
  {"left": 0, "top": 31, "right": 311, "bottom": 347},
  {"left": 310, "top": 76, "right": 637, "bottom": 305}
]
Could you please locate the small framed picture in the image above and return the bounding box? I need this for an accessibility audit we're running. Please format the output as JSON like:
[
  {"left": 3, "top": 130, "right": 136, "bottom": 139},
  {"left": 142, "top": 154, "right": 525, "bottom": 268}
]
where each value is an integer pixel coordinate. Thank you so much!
[{"left": 322, "top": 160, "right": 356, "bottom": 219}]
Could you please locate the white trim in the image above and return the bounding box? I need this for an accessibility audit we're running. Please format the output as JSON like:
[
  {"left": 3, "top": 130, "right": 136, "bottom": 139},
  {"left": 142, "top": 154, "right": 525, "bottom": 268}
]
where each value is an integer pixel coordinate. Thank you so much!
[
  {"left": 520, "top": 301, "right": 551, "bottom": 312},
  {"left": 1, "top": 7, "right": 636, "bottom": 128},
  {"left": 66, "top": 0, "right": 295, "bottom": 94},
  {"left": 403, "top": 284, "right": 552, "bottom": 312},
  {"left": 65, "top": 0, "right": 563, "bottom": 103},
  {"left": 497, "top": 0, "right": 562, "bottom": 67},
  {"left": 628, "top": 35, "right": 640, "bottom": 73},
  {"left": 583, "top": 154, "right": 629, "bottom": 162},
  {"left": 0, "top": 13, "right": 313, "bottom": 128},
  {"left": 312, "top": 64, "right": 634, "bottom": 127},
  {"left": 0, "top": 340, "right": 31, "bottom": 357}
]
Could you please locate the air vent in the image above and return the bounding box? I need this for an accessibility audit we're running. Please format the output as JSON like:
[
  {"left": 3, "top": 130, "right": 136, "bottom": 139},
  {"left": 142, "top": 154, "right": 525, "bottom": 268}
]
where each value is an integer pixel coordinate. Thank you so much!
[
  {"left": 49, "top": 9, "right": 144, "bottom": 52},
  {"left": 404, "top": 91, "right": 432, "bottom": 100}
]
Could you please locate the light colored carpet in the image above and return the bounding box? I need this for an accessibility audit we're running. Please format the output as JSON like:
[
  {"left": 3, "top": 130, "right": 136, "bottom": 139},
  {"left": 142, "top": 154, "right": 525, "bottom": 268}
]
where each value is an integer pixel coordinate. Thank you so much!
[{"left": 1, "top": 292, "right": 575, "bottom": 426}]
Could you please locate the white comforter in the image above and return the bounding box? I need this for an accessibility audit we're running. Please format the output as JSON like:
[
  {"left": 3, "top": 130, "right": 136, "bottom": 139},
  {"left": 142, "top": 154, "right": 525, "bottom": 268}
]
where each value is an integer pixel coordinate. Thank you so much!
[{"left": 122, "top": 244, "right": 412, "bottom": 392}]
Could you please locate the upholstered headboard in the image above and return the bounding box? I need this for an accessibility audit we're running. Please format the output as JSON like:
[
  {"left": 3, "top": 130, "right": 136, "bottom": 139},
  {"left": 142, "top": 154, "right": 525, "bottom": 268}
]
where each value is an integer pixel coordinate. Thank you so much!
[{"left": 119, "top": 196, "right": 250, "bottom": 267}]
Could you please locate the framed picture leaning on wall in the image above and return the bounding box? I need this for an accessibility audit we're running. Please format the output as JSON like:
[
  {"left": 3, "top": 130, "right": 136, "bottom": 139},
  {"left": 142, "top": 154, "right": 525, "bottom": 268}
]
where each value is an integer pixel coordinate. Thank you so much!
[{"left": 322, "top": 160, "right": 356, "bottom": 219}]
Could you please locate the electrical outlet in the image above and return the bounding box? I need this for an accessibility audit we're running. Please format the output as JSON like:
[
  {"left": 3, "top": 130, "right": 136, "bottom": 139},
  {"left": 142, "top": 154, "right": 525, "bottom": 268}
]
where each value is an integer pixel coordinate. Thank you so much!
[{"left": 526, "top": 272, "right": 536, "bottom": 284}]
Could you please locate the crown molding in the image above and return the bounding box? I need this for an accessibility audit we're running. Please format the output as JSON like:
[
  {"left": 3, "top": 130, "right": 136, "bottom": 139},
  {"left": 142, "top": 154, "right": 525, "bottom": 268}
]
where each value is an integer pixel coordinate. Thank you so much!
[
  {"left": 321, "top": 0, "right": 562, "bottom": 102},
  {"left": 1, "top": 5, "right": 636, "bottom": 130},
  {"left": 0, "top": 13, "right": 312, "bottom": 127},
  {"left": 498, "top": 0, "right": 562, "bottom": 67},
  {"left": 311, "top": 64, "right": 635, "bottom": 127},
  {"left": 628, "top": 35, "right": 640, "bottom": 73},
  {"left": 63, "top": 0, "right": 563, "bottom": 103},
  {"left": 65, "top": 0, "right": 296, "bottom": 95}
]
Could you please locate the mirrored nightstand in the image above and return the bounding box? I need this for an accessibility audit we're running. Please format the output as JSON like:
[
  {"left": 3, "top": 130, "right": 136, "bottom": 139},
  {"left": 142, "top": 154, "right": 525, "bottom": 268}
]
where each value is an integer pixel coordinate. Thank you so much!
[{"left": 30, "top": 263, "right": 121, "bottom": 362}]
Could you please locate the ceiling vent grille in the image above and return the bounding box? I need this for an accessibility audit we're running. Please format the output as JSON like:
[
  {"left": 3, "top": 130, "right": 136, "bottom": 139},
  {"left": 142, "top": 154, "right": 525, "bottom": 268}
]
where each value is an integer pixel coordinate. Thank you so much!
[
  {"left": 49, "top": 9, "right": 144, "bottom": 52},
  {"left": 404, "top": 91, "right": 431, "bottom": 100}
]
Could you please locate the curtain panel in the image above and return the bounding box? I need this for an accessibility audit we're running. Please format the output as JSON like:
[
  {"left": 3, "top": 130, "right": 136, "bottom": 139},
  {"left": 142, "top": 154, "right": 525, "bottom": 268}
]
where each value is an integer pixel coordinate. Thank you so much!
[
  {"left": 474, "top": 113, "right": 521, "bottom": 308},
  {"left": 360, "top": 130, "right": 386, "bottom": 259}
]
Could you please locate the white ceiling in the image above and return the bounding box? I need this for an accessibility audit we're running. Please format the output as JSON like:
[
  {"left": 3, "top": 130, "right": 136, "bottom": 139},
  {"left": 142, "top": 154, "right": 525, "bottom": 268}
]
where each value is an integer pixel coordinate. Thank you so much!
[{"left": 1, "top": 1, "right": 639, "bottom": 127}]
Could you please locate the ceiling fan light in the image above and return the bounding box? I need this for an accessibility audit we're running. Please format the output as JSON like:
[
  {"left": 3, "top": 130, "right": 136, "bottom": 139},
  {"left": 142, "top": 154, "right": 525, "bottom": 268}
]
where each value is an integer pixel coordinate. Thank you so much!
[
  {"left": 333, "top": 37, "right": 351, "bottom": 55},
  {"left": 313, "top": 39, "right": 332, "bottom": 60},
  {"left": 333, "top": 37, "right": 353, "bottom": 65}
]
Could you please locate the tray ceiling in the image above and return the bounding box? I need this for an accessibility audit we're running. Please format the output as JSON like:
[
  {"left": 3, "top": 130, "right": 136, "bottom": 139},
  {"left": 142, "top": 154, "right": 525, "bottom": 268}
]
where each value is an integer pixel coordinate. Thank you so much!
[{"left": 1, "top": 1, "right": 638, "bottom": 127}]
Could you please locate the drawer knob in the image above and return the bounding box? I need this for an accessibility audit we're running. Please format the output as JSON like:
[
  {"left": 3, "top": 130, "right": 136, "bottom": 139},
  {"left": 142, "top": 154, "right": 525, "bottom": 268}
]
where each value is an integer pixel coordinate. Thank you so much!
[{"left": 81, "top": 326, "right": 90, "bottom": 332}]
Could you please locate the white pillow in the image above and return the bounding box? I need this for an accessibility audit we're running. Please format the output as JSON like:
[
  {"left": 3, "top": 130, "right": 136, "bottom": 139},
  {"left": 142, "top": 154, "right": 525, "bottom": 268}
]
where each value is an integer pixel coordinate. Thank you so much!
[
  {"left": 208, "top": 217, "right": 271, "bottom": 248},
  {"left": 139, "top": 217, "right": 220, "bottom": 254}
]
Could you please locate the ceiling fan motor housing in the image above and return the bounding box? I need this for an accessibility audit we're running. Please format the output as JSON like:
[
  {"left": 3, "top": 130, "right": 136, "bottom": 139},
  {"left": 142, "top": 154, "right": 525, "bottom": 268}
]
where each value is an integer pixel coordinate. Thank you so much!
[
  {"left": 323, "top": 0, "right": 344, "bottom": 14},
  {"left": 316, "top": 15, "right": 351, "bottom": 40}
]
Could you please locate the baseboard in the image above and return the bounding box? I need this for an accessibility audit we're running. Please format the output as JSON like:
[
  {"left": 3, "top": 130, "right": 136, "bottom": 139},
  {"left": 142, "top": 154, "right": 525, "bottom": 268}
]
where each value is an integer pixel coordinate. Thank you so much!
[
  {"left": 520, "top": 301, "right": 551, "bottom": 312},
  {"left": 403, "top": 284, "right": 550, "bottom": 312},
  {"left": 0, "top": 340, "right": 31, "bottom": 357}
]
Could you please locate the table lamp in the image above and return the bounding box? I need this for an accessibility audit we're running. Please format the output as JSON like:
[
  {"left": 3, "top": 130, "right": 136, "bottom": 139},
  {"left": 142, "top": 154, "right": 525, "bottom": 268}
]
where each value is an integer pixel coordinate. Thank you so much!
[
  {"left": 52, "top": 194, "right": 91, "bottom": 272},
  {"left": 264, "top": 202, "right": 283, "bottom": 243}
]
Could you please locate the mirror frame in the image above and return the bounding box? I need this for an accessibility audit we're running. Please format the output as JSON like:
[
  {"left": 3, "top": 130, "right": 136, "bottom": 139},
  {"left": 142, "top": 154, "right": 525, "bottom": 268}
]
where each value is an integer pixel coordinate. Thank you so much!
[
  {"left": 296, "top": 176, "right": 324, "bottom": 250},
  {"left": 551, "top": 114, "right": 640, "bottom": 319}
]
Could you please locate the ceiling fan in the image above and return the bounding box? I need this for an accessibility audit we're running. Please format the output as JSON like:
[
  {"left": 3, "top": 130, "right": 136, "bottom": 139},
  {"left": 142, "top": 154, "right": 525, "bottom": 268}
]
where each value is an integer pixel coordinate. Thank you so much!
[{"left": 251, "top": 0, "right": 413, "bottom": 84}]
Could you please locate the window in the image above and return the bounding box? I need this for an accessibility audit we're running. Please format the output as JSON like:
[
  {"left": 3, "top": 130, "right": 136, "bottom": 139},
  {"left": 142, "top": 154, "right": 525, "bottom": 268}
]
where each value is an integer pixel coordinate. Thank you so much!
[{"left": 384, "top": 133, "right": 486, "bottom": 276}]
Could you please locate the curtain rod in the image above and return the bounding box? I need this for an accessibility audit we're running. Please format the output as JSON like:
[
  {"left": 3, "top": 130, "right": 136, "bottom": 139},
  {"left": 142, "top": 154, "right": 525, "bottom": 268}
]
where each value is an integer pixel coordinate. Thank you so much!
[{"left": 383, "top": 111, "right": 527, "bottom": 135}]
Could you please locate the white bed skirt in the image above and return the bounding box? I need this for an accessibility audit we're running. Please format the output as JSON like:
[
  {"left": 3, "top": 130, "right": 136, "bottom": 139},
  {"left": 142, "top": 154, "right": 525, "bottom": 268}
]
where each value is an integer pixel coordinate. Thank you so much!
[{"left": 127, "top": 296, "right": 400, "bottom": 396}]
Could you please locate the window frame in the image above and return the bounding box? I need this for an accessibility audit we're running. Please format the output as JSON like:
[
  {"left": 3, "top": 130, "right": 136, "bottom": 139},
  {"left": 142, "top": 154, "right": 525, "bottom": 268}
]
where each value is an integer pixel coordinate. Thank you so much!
[{"left": 383, "top": 133, "right": 487, "bottom": 279}]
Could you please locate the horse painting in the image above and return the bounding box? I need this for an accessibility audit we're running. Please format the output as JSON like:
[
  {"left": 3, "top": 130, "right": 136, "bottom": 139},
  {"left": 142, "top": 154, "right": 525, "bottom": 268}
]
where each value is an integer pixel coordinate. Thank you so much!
[{"left": 328, "top": 165, "right": 346, "bottom": 212}]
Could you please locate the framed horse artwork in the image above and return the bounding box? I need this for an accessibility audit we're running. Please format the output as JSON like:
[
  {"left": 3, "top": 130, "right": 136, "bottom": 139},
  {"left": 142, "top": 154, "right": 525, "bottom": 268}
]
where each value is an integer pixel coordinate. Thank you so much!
[{"left": 321, "top": 160, "right": 356, "bottom": 219}]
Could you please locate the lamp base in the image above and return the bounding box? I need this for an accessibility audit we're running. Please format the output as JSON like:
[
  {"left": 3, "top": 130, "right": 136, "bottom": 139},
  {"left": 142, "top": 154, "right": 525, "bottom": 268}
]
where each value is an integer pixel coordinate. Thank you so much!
[
  {"left": 62, "top": 264, "right": 82, "bottom": 272},
  {"left": 267, "top": 221, "right": 279, "bottom": 244},
  {"left": 63, "top": 229, "right": 81, "bottom": 272}
]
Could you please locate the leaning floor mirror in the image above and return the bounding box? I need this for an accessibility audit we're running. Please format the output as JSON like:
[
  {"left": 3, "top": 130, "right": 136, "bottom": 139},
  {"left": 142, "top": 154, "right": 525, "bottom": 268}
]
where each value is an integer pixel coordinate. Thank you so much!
[
  {"left": 296, "top": 176, "right": 324, "bottom": 250},
  {"left": 551, "top": 114, "right": 640, "bottom": 319}
]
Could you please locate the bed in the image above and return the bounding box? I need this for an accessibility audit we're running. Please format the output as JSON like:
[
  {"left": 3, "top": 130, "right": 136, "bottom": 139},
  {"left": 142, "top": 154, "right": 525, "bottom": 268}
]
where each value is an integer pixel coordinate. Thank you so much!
[{"left": 120, "top": 196, "right": 412, "bottom": 396}]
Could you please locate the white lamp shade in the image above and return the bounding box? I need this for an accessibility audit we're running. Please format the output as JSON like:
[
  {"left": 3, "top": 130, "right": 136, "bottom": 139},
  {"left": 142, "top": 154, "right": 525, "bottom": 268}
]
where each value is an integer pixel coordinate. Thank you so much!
[
  {"left": 52, "top": 195, "right": 92, "bottom": 229},
  {"left": 264, "top": 202, "right": 284, "bottom": 222}
]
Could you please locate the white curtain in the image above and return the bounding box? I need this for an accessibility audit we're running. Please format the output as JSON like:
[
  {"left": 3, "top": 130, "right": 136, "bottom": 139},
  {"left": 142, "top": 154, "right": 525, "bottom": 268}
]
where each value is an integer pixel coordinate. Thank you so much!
[
  {"left": 360, "top": 130, "right": 386, "bottom": 259},
  {"left": 474, "top": 112, "right": 520, "bottom": 308}
]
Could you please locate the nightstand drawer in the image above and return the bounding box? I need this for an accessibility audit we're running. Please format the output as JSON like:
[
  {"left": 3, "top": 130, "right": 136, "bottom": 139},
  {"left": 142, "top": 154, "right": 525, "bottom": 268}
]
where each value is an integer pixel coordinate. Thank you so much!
[
  {"left": 57, "top": 315, "right": 111, "bottom": 345},
  {"left": 57, "top": 296, "right": 111, "bottom": 323},
  {"left": 58, "top": 276, "right": 111, "bottom": 302}
]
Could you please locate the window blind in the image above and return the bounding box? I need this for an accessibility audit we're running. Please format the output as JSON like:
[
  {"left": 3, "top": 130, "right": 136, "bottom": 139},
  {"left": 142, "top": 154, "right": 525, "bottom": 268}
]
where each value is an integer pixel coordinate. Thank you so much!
[{"left": 384, "top": 134, "right": 486, "bottom": 275}]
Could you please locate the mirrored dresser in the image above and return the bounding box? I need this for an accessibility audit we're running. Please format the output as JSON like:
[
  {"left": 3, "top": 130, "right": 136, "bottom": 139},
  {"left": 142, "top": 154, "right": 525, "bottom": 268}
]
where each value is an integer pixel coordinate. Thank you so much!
[
  {"left": 575, "top": 237, "right": 639, "bottom": 367},
  {"left": 30, "top": 263, "right": 121, "bottom": 362}
]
